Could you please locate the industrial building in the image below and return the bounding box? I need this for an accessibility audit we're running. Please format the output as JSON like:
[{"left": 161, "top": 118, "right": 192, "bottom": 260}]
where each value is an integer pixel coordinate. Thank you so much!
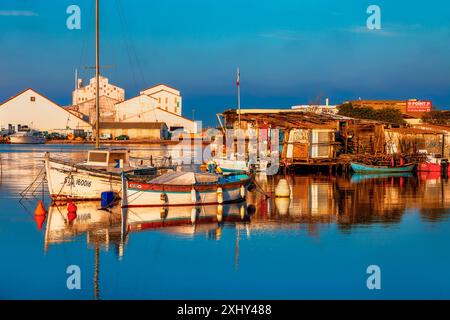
[{"left": 100, "top": 122, "right": 169, "bottom": 140}]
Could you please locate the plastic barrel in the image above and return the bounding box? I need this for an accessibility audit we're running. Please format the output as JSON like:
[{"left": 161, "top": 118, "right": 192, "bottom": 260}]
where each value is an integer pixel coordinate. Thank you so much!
[{"left": 101, "top": 191, "right": 115, "bottom": 208}]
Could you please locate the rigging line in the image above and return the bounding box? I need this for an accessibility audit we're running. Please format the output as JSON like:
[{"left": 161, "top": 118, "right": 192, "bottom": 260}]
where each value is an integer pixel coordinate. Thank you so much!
[
  {"left": 115, "top": 0, "right": 147, "bottom": 87},
  {"left": 114, "top": 0, "right": 140, "bottom": 94}
]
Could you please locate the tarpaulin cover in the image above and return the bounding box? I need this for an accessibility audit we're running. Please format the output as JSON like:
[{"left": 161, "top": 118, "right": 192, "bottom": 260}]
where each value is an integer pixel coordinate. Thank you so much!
[{"left": 149, "top": 172, "right": 219, "bottom": 185}]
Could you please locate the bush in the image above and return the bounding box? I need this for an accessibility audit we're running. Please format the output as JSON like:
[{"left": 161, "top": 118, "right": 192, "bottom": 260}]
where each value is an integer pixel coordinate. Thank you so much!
[{"left": 337, "top": 102, "right": 405, "bottom": 125}]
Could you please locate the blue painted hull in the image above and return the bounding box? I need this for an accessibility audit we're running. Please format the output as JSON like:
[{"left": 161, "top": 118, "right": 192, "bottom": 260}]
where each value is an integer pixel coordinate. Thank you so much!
[{"left": 351, "top": 162, "right": 415, "bottom": 174}]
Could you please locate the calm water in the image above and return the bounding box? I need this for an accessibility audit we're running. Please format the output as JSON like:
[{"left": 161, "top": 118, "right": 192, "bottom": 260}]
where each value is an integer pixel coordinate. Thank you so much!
[{"left": 1, "top": 144, "right": 450, "bottom": 299}]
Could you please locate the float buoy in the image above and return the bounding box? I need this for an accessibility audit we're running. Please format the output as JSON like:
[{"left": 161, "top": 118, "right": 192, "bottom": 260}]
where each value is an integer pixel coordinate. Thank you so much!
[
  {"left": 35, "top": 215, "right": 45, "bottom": 230},
  {"left": 217, "top": 187, "right": 223, "bottom": 204},
  {"left": 191, "top": 188, "right": 197, "bottom": 203},
  {"left": 275, "top": 179, "right": 290, "bottom": 197},
  {"left": 34, "top": 200, "right": 46, "bottom": 216},
  {"left": 240, "top": 185, "right": 246, "bottom": 198}
]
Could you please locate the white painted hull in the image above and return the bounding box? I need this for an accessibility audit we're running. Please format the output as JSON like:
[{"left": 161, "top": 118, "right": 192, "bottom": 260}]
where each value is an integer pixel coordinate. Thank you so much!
[
  {"left": 45, "top": 157, "right": 121, "bottom": 201},
  {"left": 125, "top": 180, "right": 249, "bottom": 207},
  {"left": 10, "top": 135, "right": 45, "bottom": 144}
]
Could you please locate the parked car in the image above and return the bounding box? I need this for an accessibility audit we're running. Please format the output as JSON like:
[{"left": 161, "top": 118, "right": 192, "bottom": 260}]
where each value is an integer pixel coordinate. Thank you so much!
[
  {"left": 46, "top": 132, "right": 66, "bottom": 140},
  {"left": 115, "top": 135, "right": 130, "bottom": 141},
  {"left": 100, "top": 133, "right": 112, "bottom": 140}
]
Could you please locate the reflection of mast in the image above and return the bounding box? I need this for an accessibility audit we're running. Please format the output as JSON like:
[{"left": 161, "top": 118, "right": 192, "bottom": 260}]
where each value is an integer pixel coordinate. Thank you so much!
[
  {"left": 94, "top": 242, "right": 100, "bottom": 300},
  {"left": 235, "top": 226, "right": 239, "bottom": 271}
]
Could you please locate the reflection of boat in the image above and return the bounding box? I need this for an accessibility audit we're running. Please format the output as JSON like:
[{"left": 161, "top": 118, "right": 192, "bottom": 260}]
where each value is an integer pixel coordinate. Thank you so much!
[
  {"left": 123, "top": 171, "right": 252, "bottom": 207},
  {"left": 44, "top": 201, "right": 124, "bottom": 252},
  {"left": 9, "top": 130, "right": 45, "bottom": 144},
  {"left": 350, "top": 173, "right": 413, "bottom": 183},
  {"left": 126, "top": 203, "right": 246, "bottom": 235},
  {"left": 351, "top": 162, "right": 415, "bottom": 174},
  {"left": 45, "top": 149, "right": 165, "bottom": 201}
]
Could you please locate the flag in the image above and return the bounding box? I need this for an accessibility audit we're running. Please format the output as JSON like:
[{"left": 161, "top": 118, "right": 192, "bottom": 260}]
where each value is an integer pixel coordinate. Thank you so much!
[{"left": 236, "top": 68, "right": 240, "bottom": 86}]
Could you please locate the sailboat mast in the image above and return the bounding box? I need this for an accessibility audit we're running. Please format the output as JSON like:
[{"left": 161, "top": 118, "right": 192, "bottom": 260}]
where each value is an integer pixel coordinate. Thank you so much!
[{"left": 95, "top": 0, "right": 100, "bottom": 148}]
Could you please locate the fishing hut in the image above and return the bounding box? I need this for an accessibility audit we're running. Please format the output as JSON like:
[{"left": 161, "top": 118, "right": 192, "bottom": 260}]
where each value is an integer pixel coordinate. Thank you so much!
[{"left": 218, "top": 109, "right": 353, "bottom": 173}]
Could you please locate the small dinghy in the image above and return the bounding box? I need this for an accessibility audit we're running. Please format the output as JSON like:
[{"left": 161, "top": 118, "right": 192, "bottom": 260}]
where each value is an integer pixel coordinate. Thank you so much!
[
  {"left": 122, "top": 171, "right": 253, "bottom": 208},
  {"left": 350, "top": 162, "right": 415, "bottom": 174}
]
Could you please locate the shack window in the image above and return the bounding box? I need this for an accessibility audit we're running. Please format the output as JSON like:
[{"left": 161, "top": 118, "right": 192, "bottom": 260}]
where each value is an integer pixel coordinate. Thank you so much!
[{"left": 30, "top": 96, "right": 36, "bottom": 102}]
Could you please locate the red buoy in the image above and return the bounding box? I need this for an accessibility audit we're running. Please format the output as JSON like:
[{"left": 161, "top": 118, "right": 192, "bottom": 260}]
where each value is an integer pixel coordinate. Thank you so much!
[{"left": 67, "top": 201, "right": 77, "bottom": 224}]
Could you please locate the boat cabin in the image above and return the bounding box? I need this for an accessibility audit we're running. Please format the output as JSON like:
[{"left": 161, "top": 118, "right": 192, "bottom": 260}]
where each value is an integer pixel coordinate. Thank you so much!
[{"left": 85, "top": 149, "right": 130, "bottom": 168}]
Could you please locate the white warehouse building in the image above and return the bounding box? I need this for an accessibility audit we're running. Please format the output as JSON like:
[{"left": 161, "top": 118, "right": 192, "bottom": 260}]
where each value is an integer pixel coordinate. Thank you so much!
[
  {"left": 0, "top": 88, "right": 92, "bottom": 134},
  {"left": 115, "top": 84, "right": 196, "bottom": 133}
]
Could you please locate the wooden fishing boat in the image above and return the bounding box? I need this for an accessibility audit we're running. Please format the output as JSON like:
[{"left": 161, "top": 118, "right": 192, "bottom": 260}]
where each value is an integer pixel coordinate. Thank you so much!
[
  {"left": 122, "top": 171, "right": 253, "bottom": 208},
  {"left": 45, "top": 149, "right": 172, "bottom": 201},
  {"left": 350, "top": 162, "right": 415, "bottom": 174}
]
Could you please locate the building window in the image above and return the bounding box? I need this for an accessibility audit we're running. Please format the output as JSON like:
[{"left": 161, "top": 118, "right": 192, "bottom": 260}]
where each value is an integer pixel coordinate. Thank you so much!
[
  {"left": 165, "top": 97, "right": 168, "bottom": 104},
  {"left": 30, "top": 96, "right": 36, "bottom": 102},
  {"left": 159, "top": 98, "right": 161, "bottom": 103},
  {"left": 165, "top": 106, "right": 168, "bottom": 111}
]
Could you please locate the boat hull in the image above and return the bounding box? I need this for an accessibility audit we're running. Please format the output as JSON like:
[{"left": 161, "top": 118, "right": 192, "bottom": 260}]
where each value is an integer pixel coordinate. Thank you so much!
[
  {"left": 350, "top": 162, "right": 415, "bottom": 174},
  {"left": 45, "top": 157, "right": 121, "bottom": 201},
  {"left": 124, "top": 177, "right": 251, "bottom": 208},
  {"left": 10, "top": 136, "right": 45, "bottom": 144},
  {"left": 418, "top": 162, "right": 450, "bottom": 173}
]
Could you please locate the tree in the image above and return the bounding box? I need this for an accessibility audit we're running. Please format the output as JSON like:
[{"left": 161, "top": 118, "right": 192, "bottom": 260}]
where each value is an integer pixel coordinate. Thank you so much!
[{"left": 337, "top": 102, "right": 405, "bottom": 125}]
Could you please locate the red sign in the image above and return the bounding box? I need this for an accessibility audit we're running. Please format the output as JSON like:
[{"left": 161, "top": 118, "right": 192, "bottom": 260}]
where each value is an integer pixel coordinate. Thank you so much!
[{"left": 406, "top": 100, "right": 432, "bottom": 112}]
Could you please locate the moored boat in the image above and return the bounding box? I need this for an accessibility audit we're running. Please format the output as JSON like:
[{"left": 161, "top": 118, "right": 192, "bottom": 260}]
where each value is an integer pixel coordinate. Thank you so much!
[
  {"left": 350, "top": 162, "right": 415, "bottom": 174},
  {"left": 45, "top": 149, "right": 171, "bottom": 201},
  {"left": 10, "top": 130, "right": 45, "bottom": 144},
  {"left": 416, "top": 151, "right": 450, "bottom": 174},
  {"left": 122, "top": 171, "right": 253, "bottom": 208}
]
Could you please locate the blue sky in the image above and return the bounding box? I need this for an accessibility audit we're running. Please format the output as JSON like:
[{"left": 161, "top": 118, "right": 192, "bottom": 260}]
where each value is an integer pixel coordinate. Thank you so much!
[{"left": 1, "top": 0, "right": 450, "bottom": 124}]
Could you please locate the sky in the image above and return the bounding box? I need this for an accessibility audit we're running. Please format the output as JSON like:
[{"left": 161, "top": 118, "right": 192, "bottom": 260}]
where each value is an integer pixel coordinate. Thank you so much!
[{"left": 1, "top": 0, "right": 450, "bottom": 125}]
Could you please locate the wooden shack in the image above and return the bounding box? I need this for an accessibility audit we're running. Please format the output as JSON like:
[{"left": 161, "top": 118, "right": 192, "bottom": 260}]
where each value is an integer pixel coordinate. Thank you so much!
[{"left": 220, "top": 109, "right": 349, "bottom": 166}]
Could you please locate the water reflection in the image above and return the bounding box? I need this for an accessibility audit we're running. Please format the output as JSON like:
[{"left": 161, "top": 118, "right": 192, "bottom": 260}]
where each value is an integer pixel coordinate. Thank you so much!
[{"left": 39, "top": 173, "right": 450, "bottom": 255}]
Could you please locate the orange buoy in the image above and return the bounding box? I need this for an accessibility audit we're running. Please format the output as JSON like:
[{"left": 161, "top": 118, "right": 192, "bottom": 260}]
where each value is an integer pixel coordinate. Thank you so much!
[
  {"left": 34, "top": 200, "right": 46, "bottom": 216},
  {"left": 35, "top": 215, "right": 45, "bottom": 230}
]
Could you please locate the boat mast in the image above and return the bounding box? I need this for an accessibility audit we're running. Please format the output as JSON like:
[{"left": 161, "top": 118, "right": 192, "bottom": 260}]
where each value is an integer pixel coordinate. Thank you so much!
[{"left": 95, "top": 0, "right": 100, "bottom": 148}]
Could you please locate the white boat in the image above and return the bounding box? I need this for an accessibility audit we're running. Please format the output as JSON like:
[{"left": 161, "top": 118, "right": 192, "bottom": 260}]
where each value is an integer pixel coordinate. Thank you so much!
[
  {"left": 122, "top": 171, "right": 253, "bottom": 208},
  {"left": 214, "top": 156, "right": 270, "bottom": 173},
  {"left": 45, "top": 149, "right": 166, "bottom": 201},
  {"left": 10, "top": 130, "right": 45, "bottom": 144}
]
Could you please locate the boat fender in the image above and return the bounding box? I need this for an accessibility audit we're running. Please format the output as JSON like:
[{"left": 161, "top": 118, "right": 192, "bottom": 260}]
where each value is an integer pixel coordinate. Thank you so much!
[
  {"left": 240, "top": 204, "right": 246, "bottom": 220},
  {"left": 240, "top": 185, "right": 246, "bottom": 198},
  {"left": 160, "top": 207, "right": 168, "bottom": 220},
  {"left": 191, "top": 188, "right": 197, "bottom": 203},
  {"left": 191, "top": 207, "right": 197, "bottom": 224},
  {"left": 160, "top": 193, "right": 167, "bottom": 205},
  {"left": 217, "top": 204, "right": 223, "bottom": 222},
  {"left": 217, "top": 187, "right": 223, "bottom": 204}
]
